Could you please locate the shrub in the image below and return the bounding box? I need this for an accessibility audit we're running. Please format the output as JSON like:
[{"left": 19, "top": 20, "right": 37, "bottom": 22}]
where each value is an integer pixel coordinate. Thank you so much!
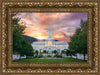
[
  {"left": 34, "top": 55, "right": 38, "bottom": 58},
  {"left": 37, "top": 55, "right": 43, "bottom": 58},
  {"left": 54, "top": 55, "right": 62, "bottom": 58},
  {"left": 48, "top": 55, "right": 51, "bottom": 57}
]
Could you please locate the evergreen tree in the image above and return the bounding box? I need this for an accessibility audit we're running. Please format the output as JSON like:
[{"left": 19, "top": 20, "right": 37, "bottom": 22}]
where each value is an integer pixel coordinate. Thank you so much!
[
  {"left": 43, "top": 50, "right": 47, "bottom": 54},
  {"left": 54, "top": 50, "right": 58, "bottom": 55},
  {"left": 35, "top": 50, "right": 38, "bottom": 55},
  {"left": 69, "top": 19, "right": 87, "bottom": 61}
]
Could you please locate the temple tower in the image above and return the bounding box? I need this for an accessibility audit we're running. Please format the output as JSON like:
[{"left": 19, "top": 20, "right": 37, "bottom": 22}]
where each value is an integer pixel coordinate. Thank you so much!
[
  {"left": 48, "top": 26, "right": 53, "bottom": 39},
  {"left": 45, "top": 26, "right": 55, "bottom": 47}
]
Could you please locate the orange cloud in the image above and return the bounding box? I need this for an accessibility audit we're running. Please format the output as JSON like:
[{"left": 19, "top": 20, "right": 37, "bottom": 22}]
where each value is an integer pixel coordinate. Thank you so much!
[
  {"left": 14, "top": 12, "right": 87, "bottom": 42},
  {"left": 36, "top": 32, "right": 48, "bottom": 39},
  {"left": 51, "top": 13, "right": 59, "bottom": 18},
  {"left": 53, "top": 32, "right": 65, "bottom": 39},
  {"left": 35, "top": 13, "right": 48, "bottom": 20},
  {"left": 61, "top": 13, "right": 69, "bottom": 16}
]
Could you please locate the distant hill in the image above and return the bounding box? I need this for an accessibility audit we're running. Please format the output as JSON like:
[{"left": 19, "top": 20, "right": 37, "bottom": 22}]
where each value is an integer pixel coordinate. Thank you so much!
[
  {"left": 23, "top": 35, "right": 37, "bottom": 44},
  {"left": 23, "top": 35, "right": 59, "bottom": 43}
]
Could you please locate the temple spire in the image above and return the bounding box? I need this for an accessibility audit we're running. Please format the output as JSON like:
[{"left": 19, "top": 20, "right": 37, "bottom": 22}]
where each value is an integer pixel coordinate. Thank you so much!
[{"left": 48, "top": 26, "right": 53, "bottom": 39}]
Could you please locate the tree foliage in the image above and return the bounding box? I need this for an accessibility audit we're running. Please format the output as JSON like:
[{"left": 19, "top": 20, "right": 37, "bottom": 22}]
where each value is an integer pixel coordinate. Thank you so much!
[
  {"left": 43, "top": 50, "right": 47, "bottom": 54},
  {"left": 65, "top": 49, "right": 75, "bottom": 57},
  {"left": 12, "top": 16, "right": 34, "bottom": 56},
  {"left": 68, "top": 19, "right": 87, "bottom": 60},
  {"left": 54, "top": 50, "right": 58, "bottom": 54},
  {"left": 61, "top": 50, "right": 66, "bottom": 54},
  {"left": 35, "top": 50, "right": 38, "bottom": 55}
]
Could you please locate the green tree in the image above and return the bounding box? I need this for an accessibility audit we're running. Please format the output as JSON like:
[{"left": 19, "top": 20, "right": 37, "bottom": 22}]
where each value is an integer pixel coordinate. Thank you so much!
[
  {"left": 12, "top": 15, "right": 34, "bottom": 57},
  {"left": 61, "top": 50, "right": 66, "bottom": 54},
  {"left": 43, "top": 50, "right": 47, "bottom": 54},
  {"left": 61, "top": 50, "right": 66, "bottom": 56},
  {"left": 35, "top": 50, "right": 38, "bottom": 55},
  {"left": 65, "top": 49, "right": 75, "bottom": 58},
  {"left": 20, "top": 40, "right": 34, "bottom": 56},
  {"left": 54, "top": 50, "right": 58, "bottom": 55},
  {"left": 69, "top": 19, "right": 87, "bottom": 61}
]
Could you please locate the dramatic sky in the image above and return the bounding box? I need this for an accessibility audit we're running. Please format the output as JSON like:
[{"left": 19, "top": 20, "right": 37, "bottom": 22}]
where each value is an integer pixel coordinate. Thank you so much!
[{"left": 13, "top": 12, "right": 87, "bottom": 42}]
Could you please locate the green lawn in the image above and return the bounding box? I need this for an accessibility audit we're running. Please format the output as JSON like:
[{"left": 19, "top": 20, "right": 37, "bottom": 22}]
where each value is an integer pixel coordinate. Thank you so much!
[{"left": 13, "top": 57, "right": 87, "bottom": 63}]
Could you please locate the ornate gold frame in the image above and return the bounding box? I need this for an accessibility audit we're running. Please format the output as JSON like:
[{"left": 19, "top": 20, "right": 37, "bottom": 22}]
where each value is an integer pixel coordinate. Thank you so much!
[{"left": 0, "top": 0, "right": 99, "bottom": 75}]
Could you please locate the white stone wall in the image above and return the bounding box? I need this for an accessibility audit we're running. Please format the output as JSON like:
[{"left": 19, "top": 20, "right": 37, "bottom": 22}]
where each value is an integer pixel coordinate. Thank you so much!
[
  {"left": 13, "top": 54, "right": 20, "bottom": 60},
  {"left": 65, "top": 53, "right": 87, "bottom": 60},
  {"left": 13, "top": 54, "right": 26, "bottom": 60}
]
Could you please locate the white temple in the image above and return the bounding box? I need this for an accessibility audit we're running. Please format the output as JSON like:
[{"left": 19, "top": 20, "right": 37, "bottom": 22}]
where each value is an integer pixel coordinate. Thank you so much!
[{"left": 31, "top": 26, "right": 68, "bottom": 55}]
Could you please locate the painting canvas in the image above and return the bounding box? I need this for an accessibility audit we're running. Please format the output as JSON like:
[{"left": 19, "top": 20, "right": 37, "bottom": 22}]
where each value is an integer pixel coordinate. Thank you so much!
[{"left": 12, "top": 12, "right": 88, "bottom": 62}]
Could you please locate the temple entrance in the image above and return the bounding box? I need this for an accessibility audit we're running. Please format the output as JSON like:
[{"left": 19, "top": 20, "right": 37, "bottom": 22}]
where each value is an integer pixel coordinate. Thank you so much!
[{"left": 48, "top": 48, "right": 52, "bottom": 55}]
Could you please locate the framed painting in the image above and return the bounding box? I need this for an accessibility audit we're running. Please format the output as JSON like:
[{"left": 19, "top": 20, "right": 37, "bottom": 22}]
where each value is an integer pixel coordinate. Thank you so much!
[
  {"left": 12, "top": 12, "right": 87, "bottom": 63},
  {"left": 0, "top": 0, "right": 100, "bottom": 75}
]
